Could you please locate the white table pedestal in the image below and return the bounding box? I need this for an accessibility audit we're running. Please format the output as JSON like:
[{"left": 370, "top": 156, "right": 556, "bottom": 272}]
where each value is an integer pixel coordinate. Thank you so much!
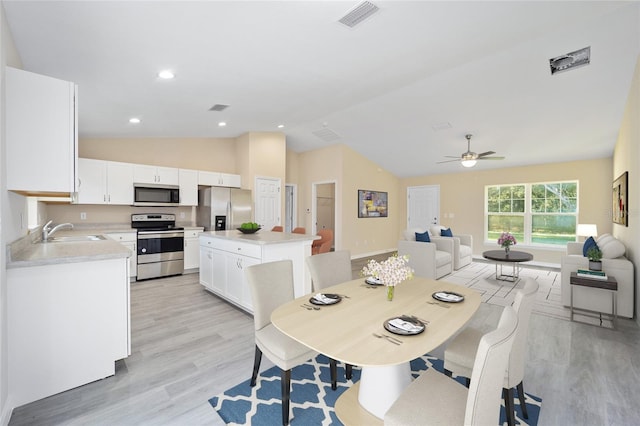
[{"left": 358, "top": 363, "right": 412, "bottom": 419}]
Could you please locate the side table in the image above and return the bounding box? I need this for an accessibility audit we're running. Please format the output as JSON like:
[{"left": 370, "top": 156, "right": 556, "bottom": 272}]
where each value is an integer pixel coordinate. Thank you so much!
[{"left": 570, "top": 271, "right": 617, "bottom": 329}]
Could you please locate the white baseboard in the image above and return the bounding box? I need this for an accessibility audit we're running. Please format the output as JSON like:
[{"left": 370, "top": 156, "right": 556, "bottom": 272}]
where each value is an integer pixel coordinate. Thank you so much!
[{"left": 1, "top": 396, "right": 14, "bottom": 426}]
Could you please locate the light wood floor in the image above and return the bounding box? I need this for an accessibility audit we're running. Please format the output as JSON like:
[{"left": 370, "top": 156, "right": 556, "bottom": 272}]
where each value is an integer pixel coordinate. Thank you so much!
[{"left": 9, "top": 261, "right": 640, "bottom": 425}]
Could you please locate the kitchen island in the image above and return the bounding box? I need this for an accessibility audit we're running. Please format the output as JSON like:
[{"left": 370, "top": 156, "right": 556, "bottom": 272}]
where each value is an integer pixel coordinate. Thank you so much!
[{"left": 199, "top": 230, "right": 318, "bottom": 313}]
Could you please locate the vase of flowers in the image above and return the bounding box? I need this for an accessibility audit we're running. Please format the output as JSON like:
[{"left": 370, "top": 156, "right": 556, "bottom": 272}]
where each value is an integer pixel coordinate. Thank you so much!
[
  {"left": 498, "top": 232, "right": 517, "bottom": 254},
  {"left": 362, "top": 254, "right": 414, "bottom": 301}
]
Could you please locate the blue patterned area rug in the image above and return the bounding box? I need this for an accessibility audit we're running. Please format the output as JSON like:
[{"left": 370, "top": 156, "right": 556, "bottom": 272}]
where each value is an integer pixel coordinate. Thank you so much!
[{"left": 209, "top": 354, "right": 542, "bottom": 425}]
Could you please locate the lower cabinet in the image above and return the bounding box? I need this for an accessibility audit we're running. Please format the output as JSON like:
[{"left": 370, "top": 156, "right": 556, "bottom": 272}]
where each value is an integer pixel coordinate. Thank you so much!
[
  {"left": 184, "top": 228, "right": 204, "bottom": 272},
  {"left": 106, "top": 232, "right": 137, "bottom": 278},
  {"left": 7, "top": 257, "right": 130, "bottom": 407}
]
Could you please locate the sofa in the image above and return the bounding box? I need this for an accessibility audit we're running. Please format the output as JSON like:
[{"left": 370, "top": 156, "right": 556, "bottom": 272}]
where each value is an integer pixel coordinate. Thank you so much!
[
  {"left": 399, "top": 229, "right": 454, "bottom": 279},
  {"left": 561, "top": 233, "right": 634, "bottom": 318},
  {"left": 428, "top": 225, "right": 473, "bottom": 270}
]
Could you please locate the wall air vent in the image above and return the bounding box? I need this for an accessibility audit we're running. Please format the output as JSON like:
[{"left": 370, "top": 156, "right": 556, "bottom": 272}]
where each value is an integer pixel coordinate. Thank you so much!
[
  {"left": 338, "top": 1, "right": 379, "bottom": 28},
  {"left": 209, "top": 104, "right": 229, "bottom": 111},
  {"left": 312, "top": 127, "right": 341, "bottom": 142},
  {"left": 549, "top": 47, "right": 590, "bottom": 75}
]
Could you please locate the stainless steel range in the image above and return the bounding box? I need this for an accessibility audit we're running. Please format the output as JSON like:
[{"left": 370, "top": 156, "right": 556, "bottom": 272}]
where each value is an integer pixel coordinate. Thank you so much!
[{"left": 131, "top": 214, "right": 184, "bottom": 280}]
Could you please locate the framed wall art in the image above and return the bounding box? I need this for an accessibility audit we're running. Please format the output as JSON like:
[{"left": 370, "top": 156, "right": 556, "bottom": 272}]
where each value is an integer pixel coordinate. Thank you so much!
[
  {"left": 613, "top": 171, "right": 628, "bottom": 226},
  {"left": 358, "top": 189, "right": 388, "bottom": 218}
]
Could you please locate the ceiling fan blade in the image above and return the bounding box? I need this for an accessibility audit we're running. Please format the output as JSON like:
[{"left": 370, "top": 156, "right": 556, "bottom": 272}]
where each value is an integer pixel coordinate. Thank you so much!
[
  {"left": 478, "top": 156, "right": 505, "bottom": 160},
  {"left": 436, "top": 158, "right": 462, "bottom": 164},
  {"left": 443, "top": 155, "right": 460, "bottom": 159},
  {"left": 477, "top": 151, "right": 496, "bottom": 158}
]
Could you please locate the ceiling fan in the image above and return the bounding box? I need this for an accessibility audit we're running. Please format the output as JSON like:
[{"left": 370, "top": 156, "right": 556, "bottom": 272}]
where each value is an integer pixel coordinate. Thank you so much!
[{"left": 437, "top": 134, "right": 505, "bottom": 167}]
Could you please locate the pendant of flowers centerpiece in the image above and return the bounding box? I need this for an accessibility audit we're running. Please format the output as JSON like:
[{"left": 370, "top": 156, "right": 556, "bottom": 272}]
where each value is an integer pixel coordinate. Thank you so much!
[
  {"left": 362, "top": 254, "right": 414, "bottom": 301},
  {"left": 498, "top": 232, "right": 517, "bottom": 254}
]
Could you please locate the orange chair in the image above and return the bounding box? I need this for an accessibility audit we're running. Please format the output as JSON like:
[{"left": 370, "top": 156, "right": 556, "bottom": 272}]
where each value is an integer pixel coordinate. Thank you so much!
[
  {"left": 292, "top": 227, "right": 306, "bottom": 234},
  {"left": 271, "top": 226, "right": 283, "bottom": 232},
  {"left": 311, "top": 229, "right": 333, "bottom": 255}
]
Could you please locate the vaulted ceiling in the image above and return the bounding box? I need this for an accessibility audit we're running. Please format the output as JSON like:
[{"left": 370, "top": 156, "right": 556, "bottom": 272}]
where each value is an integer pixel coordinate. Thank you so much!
[{"left": 3, "top": 1, "right": 639, "bottom": 177}]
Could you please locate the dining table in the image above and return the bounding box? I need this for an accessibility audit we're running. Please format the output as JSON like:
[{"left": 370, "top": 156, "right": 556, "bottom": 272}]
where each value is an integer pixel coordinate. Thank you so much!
[{"left": 271, "top": 275, "right": 481, "bottom": 424}]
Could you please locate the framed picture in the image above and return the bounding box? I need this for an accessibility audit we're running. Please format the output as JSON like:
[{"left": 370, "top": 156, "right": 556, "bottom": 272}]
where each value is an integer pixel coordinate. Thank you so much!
[
  {"left": 613, "top": 171, "right": 628, "bottom": 226},
  {"left": 358, "top": 189, "right": 388, "bottom": 218}
]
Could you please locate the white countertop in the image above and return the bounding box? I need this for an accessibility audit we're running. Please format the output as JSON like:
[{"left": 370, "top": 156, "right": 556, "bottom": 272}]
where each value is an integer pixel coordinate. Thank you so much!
[
  {"left": 7, "top": 229, "right": 132, "bottom": 269},
  {"left": 200, "top": 230, "right": 318, "bottom": 245}
]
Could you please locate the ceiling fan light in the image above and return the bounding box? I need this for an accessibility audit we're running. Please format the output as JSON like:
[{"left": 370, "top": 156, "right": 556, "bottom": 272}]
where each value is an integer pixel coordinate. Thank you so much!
[{"left": 461, "top": 159, "right": 477, "bottom": 168}]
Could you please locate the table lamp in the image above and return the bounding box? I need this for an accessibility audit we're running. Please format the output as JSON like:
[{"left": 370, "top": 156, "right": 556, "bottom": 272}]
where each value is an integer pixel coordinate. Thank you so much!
[{"left": 576, "top": 224, "right": 598, "bottom": 241}]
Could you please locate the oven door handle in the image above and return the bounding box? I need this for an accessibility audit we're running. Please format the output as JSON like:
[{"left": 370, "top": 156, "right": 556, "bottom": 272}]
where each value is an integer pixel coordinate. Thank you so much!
[{"left": 137, "top": 231, "right": 185, "bottom": 239}]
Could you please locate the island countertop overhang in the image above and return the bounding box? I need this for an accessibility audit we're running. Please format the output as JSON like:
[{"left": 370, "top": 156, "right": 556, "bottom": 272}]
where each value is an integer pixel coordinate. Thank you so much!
[{"left": 199, "top": 230, "right": 319, "bottom": 245}]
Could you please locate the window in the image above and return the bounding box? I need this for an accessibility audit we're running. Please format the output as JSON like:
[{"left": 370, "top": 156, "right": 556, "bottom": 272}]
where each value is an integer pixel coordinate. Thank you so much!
[{"left": 486, "top": 181, "right": 578, "bottom": 247}]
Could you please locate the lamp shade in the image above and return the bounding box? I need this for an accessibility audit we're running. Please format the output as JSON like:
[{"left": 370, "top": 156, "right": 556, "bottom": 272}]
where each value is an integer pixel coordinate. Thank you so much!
[{"left": 576, "top": 224, "right": 598, "bottom": 237}]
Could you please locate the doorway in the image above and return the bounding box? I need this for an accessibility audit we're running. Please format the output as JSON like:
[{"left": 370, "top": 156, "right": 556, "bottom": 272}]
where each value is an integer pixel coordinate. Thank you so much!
[
  {"left": 312, "top": 181, "right": 336, "bottom": 249},
  {"left": 284, "top": 184, "right": 297, "bottom": 233},
  {"left": 255, "top": 176, "right": 282, "bottom": 231}
]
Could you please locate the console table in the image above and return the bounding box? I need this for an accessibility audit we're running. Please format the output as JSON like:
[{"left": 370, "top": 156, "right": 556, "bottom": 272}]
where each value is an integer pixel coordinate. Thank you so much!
[
  {"left": 570, "top": 271, "right": 617, "bottom": 329},
  {"left": 482, "top": 250, "right": 533, "bottom": 282}
]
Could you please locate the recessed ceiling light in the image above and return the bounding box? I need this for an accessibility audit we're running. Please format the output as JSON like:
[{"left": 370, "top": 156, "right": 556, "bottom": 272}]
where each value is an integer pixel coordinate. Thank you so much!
[
  {"left": 218, "top": 122, "right": 227, "bottom": 127},
  {"left": 277, "top": 124, "right": 284, "bottom": 128},
  {"left": 158, "top": 70, "right": 175, "bottom": 79},
  {"left": 129, "top": 117, "right": 141, "bottom": 124}
]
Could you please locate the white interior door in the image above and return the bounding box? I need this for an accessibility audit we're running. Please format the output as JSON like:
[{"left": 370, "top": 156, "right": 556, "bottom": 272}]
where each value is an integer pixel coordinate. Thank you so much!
[
  {"left": 255, "top": 177, "right": 281, "bottom": 231},
  {"left": 407, "top": 185, "right": 440, "bottom": 230}
]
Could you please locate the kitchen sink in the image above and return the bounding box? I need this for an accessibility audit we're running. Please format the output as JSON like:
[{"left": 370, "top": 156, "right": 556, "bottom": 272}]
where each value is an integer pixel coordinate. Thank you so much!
[{"left": 45, "top": 235, "right": 107, "bottom": 243}]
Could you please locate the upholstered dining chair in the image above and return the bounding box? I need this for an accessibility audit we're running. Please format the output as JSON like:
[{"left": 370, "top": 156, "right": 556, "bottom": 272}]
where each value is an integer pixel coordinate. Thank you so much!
[
  {"left": 305, "top": 250, "right": 354, "bottom": 387},
  {"left": 246, "top": 260, "right": 317, "bottom": 425},
  {"left": 292, "top": 227, "right": 306, "bottom": 234},
  {"left": 271, "top": 225, "right": 283, "bottom": 232},
  {"left": 311, "top": 229, "right": 333, "bottom": 255},
  {"left": 385, "top": 306, "right": 518, "bottom": 426},
  {"left": 443, "top": 278, "right": 539, "bottom": 426}
]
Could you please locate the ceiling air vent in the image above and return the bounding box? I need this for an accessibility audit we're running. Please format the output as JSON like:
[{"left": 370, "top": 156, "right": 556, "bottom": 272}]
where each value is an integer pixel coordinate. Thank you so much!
[
  {"left": 209, "top": 104, "right": 229, "bottom": 112},
  {"left": 312, "top": 127, "right": 341, "bottom": 142},
  {"left": 549, "top": 47, "right": 590, "bottom": 75},
  {"left": 338, "top": 1, "right": 379, "bottom": 28}
]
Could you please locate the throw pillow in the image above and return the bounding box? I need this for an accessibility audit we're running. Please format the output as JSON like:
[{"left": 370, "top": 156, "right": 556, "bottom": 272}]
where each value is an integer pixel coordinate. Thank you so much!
[
  {"left": 441, "top": 228, "right": 453, "bottom": 237},
  {"left": 415, "top": 231, "right": 431, "bottom": 243},
  {"left": 599, "top": 238, "right": 626, "bottom": 259},
  {"left": 582, "top": 236, "right": 597, "bottom": 257}
]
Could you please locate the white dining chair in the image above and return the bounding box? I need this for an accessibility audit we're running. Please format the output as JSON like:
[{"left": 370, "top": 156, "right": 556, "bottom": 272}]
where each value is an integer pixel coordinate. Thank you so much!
[
  {"left": 385, "top": 306, "right": 518, "bottom": 426},
  {"left": 443, "top": 278, "right": 539, "bottom": 426},
  {"left": 246, "top": 260, "right": 317, "bottom": 426},
  {"left": 305, "top": 250, "right": 354, "bottom": 388}
]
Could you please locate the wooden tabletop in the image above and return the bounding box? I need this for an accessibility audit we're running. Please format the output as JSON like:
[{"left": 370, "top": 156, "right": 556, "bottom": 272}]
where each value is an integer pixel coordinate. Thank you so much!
[
  {"left": 271, "top": 276, "right": 481, "bottom": 367},
  {"left": 482, "top": 249, "right": 533, "bottom": 263}
]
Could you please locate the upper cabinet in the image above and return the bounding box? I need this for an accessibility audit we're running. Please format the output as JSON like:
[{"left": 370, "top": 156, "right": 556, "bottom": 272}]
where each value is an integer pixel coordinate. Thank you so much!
[
  {"left": 198, "top": 171, "right": 241, "bottom": 188},
  {"left": 133, "top": 165, "right": 179, "bottom": 186},
  {"left": 179, "top": 169, "right": 198, "bottom": 206},
  {"left": 77, "top": 158, "right": 133, "bottom": 205},
  {"left": 6, "top": 67, "right": 78, "bottom": 194}
]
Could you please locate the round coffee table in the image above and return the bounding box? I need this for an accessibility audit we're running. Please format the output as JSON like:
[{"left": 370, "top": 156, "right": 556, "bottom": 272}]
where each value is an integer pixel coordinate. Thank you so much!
[{"left": 482, "top": 250, "right": 533, "bottom": 282}]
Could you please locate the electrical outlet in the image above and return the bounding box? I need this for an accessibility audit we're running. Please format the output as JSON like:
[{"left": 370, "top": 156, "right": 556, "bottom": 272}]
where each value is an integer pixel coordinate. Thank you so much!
[{"left": 80, "top": 212, "right": 87, "bottom": 220}]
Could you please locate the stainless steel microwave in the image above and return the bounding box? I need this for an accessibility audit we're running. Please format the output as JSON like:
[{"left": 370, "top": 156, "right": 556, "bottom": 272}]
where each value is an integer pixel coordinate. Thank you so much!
[{"left": 133, "top": 184, "right": 180, "bottom": 206}]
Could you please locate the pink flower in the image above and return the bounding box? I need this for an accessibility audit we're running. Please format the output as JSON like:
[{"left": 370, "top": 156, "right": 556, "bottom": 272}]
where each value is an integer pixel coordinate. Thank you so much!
[{"left": 497, "top": 232, "right": 517, "bottom": 248}]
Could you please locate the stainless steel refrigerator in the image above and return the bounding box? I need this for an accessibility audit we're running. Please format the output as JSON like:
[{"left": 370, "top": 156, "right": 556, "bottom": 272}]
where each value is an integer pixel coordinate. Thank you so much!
[{"left": 197, "top": 187, "right": 253, "bottom": 231}]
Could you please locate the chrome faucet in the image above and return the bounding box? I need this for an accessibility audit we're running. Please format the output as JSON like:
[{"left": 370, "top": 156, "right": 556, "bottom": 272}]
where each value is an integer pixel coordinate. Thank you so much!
[{"left": 42, "top": 220, "right": 74, "bottom": 241}]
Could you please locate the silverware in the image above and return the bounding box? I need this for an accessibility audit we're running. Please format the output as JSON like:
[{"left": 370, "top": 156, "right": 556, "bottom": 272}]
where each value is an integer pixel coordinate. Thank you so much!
[
  {"left": 300, "top": 304, "right": 312, "bottom": 310},
  {"left": 427, "top": 301, "right": 450, "bottom": 309},
  {"left": 302, "top": 303, "right": 320, "bottom": 310},
  {"left": 372, "top": 332, "right": 402, "bottom": 345}
]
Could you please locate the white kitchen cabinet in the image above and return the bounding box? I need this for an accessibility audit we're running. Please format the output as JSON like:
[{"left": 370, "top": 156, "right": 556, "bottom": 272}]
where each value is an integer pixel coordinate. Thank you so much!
[
  {"left": 106, "top": 232, "right": 137, "bottom": 278},
  {"left": 184, "top": 228, "right": 203, "bottom": 271},
  {"left": 199, "top": 232, "right": 314, "bottom": 313},
  {"left": 7, "top": 257, "right": 130, "bottom": 407},
  {"left": 179, "top": 169, "right": 199, "bottom": 206},
  {"left": 6, "top": 67, "right": 77, "bottom": 194},
  {"left": 133, "top": 164, "right": 179, "bottom": 186},
  {"left": 77, "top": 158, "right": 133, "bottom": 205},
  {"left": 198, "top": 171, "right": 241, "bottom": 188}
]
